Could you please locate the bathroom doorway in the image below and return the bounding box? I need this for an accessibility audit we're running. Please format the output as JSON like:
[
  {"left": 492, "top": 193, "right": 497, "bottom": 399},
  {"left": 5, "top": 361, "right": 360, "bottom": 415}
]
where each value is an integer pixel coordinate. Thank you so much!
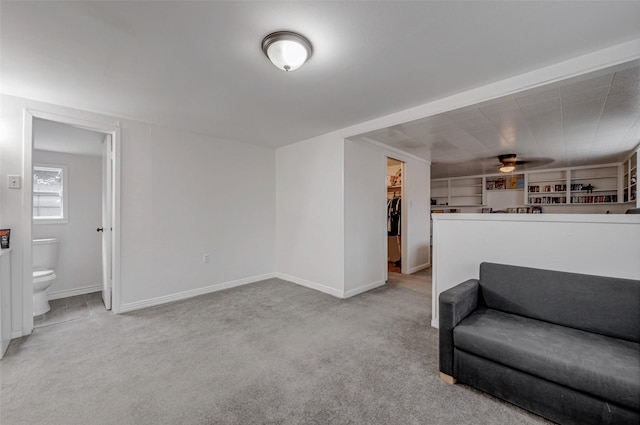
[{"left": 22, "top": 110, "right": 120, "bottom": 335}]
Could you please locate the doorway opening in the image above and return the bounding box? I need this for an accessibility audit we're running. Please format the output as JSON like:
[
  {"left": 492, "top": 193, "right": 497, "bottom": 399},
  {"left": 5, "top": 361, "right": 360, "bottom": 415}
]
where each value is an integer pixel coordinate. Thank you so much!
[
  {"left": 32, "top": 119, "right": 112, "bottom": 327},
  {"left": 22, "top": 110, "right": 120, "bottom": 335},
  {"left": 386, "top": 158, "right": 403, "bottom": 274}
]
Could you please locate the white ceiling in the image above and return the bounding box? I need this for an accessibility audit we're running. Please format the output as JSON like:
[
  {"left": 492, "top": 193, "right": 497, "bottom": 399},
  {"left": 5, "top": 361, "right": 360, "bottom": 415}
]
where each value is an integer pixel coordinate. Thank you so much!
[
  {"left": 355, "top": 61, "right": 640, "bottom": 178},
  {"left": 2, "top": 2, "right": 640, "bottom": 170}
]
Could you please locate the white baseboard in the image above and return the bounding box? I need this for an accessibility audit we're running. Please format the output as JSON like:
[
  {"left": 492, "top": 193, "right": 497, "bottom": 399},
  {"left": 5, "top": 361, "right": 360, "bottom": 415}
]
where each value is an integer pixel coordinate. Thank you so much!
[
  {"left": 118, "top": 273, "right": 277, "bottom": 313},
  {"left": 276, "top": 273, "right": 345, "bottom": 298},
  {"left": 48, "top": 284, "right": 102, "bottom": 301},
  {"left": 431, "top": 319, "right": 439, "bottom": 329},
  {"left": 344, "top": 280, "right": 386, "bottom": 298},
  {"left": 408, "top": 262, "right": 431, "bottom": 274}
]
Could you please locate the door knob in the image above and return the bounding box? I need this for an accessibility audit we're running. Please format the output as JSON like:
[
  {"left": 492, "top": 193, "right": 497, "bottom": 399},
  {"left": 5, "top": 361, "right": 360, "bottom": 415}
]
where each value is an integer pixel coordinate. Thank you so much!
[{"left": 97, "top": 227, "right": 104, "bottom": 232}]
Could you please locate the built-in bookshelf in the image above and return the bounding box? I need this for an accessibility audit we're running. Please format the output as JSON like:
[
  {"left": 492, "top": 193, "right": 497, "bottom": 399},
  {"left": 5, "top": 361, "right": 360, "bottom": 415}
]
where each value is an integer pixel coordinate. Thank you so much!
[
  {"left": 430, "top": 176, "right": 483, "bottom": 208},
  {"left": 450, "top": 177, "right": 483, "bottom": 206},
  {"left": 623, "top": 151, "right": 637, "bottom": 205},
  {"left": 526, "top": 166, "right": 624, "bottom": 206},
  {"left": 432, "top": 162, "right": 632, "bottom": 213},
  {"left": 569, "top": 166, "right": 618, "bottom": 204},
  {"left": 431, "top": 179, "right": 449, "bottom": 206},
  {"left": 527, "top": 170, "right": 568, "bottom": 205}
]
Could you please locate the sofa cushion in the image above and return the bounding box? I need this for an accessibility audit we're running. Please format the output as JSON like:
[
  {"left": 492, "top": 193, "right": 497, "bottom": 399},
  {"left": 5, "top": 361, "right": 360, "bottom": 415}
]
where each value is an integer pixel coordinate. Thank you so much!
[
  {"left": 454, "top": 308, "right": 640, "bottom": 411},
  {"left": 478, "top": 262, "right": 640, "bottom": 343}
]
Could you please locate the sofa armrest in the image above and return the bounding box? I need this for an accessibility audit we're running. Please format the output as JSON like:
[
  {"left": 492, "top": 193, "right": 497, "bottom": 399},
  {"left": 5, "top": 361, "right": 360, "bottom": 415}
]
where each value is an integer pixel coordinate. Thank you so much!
[{"left": 439, "top": 279, "right": 479, "bottom": 376}]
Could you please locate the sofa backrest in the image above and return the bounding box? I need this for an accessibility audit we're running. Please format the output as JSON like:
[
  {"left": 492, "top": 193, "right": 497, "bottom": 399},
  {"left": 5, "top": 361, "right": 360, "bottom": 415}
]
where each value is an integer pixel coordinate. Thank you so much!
[{"left": 479, "top": 262, "right": 640, "bottom": 343}]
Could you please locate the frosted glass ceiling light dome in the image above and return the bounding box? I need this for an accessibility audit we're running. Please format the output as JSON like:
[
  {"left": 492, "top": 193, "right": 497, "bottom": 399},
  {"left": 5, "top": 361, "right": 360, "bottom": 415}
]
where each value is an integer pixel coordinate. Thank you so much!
[{"left": 262, "top": 31, "right": 312, "bottom": 72}]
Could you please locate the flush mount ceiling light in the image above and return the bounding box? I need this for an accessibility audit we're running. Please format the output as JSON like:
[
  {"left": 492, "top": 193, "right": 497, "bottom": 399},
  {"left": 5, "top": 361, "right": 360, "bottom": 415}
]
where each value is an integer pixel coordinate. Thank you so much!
[{"left": 262, "top": 31, "right": 312, "bottom": 72}]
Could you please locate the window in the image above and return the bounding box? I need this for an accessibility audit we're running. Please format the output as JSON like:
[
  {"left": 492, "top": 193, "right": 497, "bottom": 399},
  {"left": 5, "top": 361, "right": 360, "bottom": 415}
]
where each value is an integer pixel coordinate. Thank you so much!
[{"left": 33, "top": 165, "right": 68, "bottom": 223}]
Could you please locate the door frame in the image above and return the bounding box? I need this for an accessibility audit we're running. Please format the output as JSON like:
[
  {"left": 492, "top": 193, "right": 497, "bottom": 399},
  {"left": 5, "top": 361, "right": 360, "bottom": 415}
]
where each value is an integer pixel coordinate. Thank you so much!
[
  {"left": 22, "top": 109, "right": 121, "bottom": 335},
  {"left": 101, "top": 133, "right": 113, "bottom": 310}
]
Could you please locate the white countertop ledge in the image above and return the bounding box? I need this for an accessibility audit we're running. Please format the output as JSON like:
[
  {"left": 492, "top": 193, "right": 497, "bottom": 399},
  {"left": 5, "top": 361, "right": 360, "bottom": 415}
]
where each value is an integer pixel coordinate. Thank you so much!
[{"left": 431, "top": 213, "right": 640, "bottom": 224}]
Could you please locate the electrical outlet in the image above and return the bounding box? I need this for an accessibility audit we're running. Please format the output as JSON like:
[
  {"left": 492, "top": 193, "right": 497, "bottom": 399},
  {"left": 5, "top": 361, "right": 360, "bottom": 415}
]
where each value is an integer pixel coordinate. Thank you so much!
[
  {"left": 8, "top": 175, "right": 21, "bottom": 189},
  {"left": 203, "top": 254, "right": 210, "bottom": 264}
]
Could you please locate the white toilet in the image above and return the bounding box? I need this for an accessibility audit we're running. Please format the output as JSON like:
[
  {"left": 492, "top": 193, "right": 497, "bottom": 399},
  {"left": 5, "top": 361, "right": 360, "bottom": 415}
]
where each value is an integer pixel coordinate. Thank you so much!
[{"left": 33, "top": 238, "right": 58, "bottom": 316}]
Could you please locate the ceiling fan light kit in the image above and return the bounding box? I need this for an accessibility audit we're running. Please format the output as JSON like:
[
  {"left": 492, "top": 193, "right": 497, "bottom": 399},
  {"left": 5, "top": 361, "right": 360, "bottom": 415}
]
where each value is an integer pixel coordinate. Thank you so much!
[
  {"left": 262, "top": 31, "right": 313, "bottom": 72},
  {"left": 498, "top": 154, "right": 522, "bottom": 173}
]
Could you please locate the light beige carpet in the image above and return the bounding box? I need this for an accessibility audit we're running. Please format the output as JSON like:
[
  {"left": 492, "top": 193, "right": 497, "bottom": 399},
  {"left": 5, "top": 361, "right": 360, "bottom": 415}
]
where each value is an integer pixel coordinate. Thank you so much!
[{"left": 1, "top": 278, "right": 550, "bottom": 425}]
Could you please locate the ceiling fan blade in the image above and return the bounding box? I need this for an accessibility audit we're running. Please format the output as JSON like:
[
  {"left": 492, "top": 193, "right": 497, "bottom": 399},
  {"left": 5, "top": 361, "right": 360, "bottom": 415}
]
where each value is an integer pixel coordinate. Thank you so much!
[{"left": 497, "top": 154, "right": 518, "bottom": 164}]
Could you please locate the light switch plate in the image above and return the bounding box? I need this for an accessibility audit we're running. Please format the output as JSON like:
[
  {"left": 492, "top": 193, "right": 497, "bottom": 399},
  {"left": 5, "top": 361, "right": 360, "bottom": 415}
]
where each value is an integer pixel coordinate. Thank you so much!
[{"left": 8, "top": 175, "right": 21, "bottom": 189}]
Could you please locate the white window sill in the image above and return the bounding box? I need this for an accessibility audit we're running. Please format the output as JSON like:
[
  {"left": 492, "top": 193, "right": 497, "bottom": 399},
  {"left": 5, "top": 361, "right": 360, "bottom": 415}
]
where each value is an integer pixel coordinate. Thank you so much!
[{"left": 34, "top": 219, "right": 68, "bottom": 225}]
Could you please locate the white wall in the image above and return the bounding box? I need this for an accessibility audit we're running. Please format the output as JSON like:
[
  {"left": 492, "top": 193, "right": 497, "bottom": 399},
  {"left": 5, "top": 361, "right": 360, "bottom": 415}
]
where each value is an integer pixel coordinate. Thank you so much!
[
  {"left": 279, "top": 36, "right": 638, "bottom": 301},
  {"left": 431, "top": 214, "right": 640, "bottom": 327},
  {"left": 404, "top": 154, "right": 431, "bottom": 272},
  {"left": 2, "top": 39, "right": 636, "bottom": 337},
  {"left": 344, "top": 140, "right": 387, "bottom": 295},
  {"left": 344, "top": 139, "right": 431, "bottom": 297},
  {"left": 0, "top": 249, "right": 12, "bottom": 358},
  {"left": 275, "top": 136, "right": 431, "bottom": 299},
  {"left": 33, "top": 150, "right": 102, "bottom": 298},
  {"left": 0, "top": 94, "right": 277, "bottom": 335},
  {"left": 127, "top": 125, "right": 276, "bottom": 308},
  {"left": 1, "top": 94, "right": 32, "bottom": 336},
  {"left": 275, "top": 134, "right": 344, "bottom": 297},
  {"left": 485, "top": 190, "right": 525, "bottom": 212}
]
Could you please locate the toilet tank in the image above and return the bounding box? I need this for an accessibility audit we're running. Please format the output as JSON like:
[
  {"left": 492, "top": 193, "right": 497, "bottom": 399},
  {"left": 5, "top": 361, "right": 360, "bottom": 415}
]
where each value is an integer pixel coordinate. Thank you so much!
[{"left": 33, "top": 238, "right": 58, "bottom": 270}]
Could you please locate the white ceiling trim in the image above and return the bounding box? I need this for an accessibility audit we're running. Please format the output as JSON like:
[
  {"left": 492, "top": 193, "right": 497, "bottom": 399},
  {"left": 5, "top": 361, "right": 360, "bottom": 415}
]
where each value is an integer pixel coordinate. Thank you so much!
[
  {"left": 25, "top": 107, "right": 121, "bottom": 132},
  {"left": 355, "top": 137, "right": 430, "bottom": 164}
]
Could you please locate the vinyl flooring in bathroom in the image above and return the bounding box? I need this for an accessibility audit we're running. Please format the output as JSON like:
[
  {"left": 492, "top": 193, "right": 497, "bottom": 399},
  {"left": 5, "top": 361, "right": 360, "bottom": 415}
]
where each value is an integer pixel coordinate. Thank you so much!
[{"left": 33, "top": 292, "right": 108, "bottom": 328}]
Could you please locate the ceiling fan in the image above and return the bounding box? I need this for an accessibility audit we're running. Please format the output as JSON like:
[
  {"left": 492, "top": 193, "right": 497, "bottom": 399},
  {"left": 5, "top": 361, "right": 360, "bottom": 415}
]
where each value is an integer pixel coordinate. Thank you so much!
[{"left": 497, "top": 154, "right": 527, "bottom": 173}]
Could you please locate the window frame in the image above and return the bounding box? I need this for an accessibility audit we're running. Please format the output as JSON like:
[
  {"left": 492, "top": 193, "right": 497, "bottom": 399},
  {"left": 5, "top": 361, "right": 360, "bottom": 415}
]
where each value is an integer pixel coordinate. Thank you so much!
[{"left": 33, "top": 163, "right": 69, "bottom": 224}]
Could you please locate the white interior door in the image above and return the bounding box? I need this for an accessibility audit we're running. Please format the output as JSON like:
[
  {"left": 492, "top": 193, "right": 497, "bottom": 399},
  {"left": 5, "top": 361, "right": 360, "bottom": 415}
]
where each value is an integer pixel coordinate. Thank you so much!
[{"left": 101, "top": 134, "right": 113, "bottom": 310}]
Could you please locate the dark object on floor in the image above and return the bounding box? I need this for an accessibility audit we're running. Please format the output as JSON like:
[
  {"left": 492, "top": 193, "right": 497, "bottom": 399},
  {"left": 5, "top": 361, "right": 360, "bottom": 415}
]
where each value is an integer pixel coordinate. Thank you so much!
[
  {"left": 439, "top": 262, "right": 640, "bottom": 425},
  {"left": 625, "top": 207, "right": 640, "bottom": 214}
]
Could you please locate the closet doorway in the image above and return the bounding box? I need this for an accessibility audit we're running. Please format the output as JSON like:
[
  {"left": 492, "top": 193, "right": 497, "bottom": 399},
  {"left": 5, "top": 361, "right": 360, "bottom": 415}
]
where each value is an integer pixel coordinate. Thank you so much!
[{"left": 386, "top": 158, "right": 404, "bottom": 275}]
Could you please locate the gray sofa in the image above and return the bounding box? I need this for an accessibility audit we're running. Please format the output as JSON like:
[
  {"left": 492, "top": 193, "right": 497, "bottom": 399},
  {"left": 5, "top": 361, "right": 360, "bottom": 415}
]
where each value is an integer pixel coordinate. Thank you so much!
[{"left": 439, "top": 262, "right": 640, "bottom": 425}]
